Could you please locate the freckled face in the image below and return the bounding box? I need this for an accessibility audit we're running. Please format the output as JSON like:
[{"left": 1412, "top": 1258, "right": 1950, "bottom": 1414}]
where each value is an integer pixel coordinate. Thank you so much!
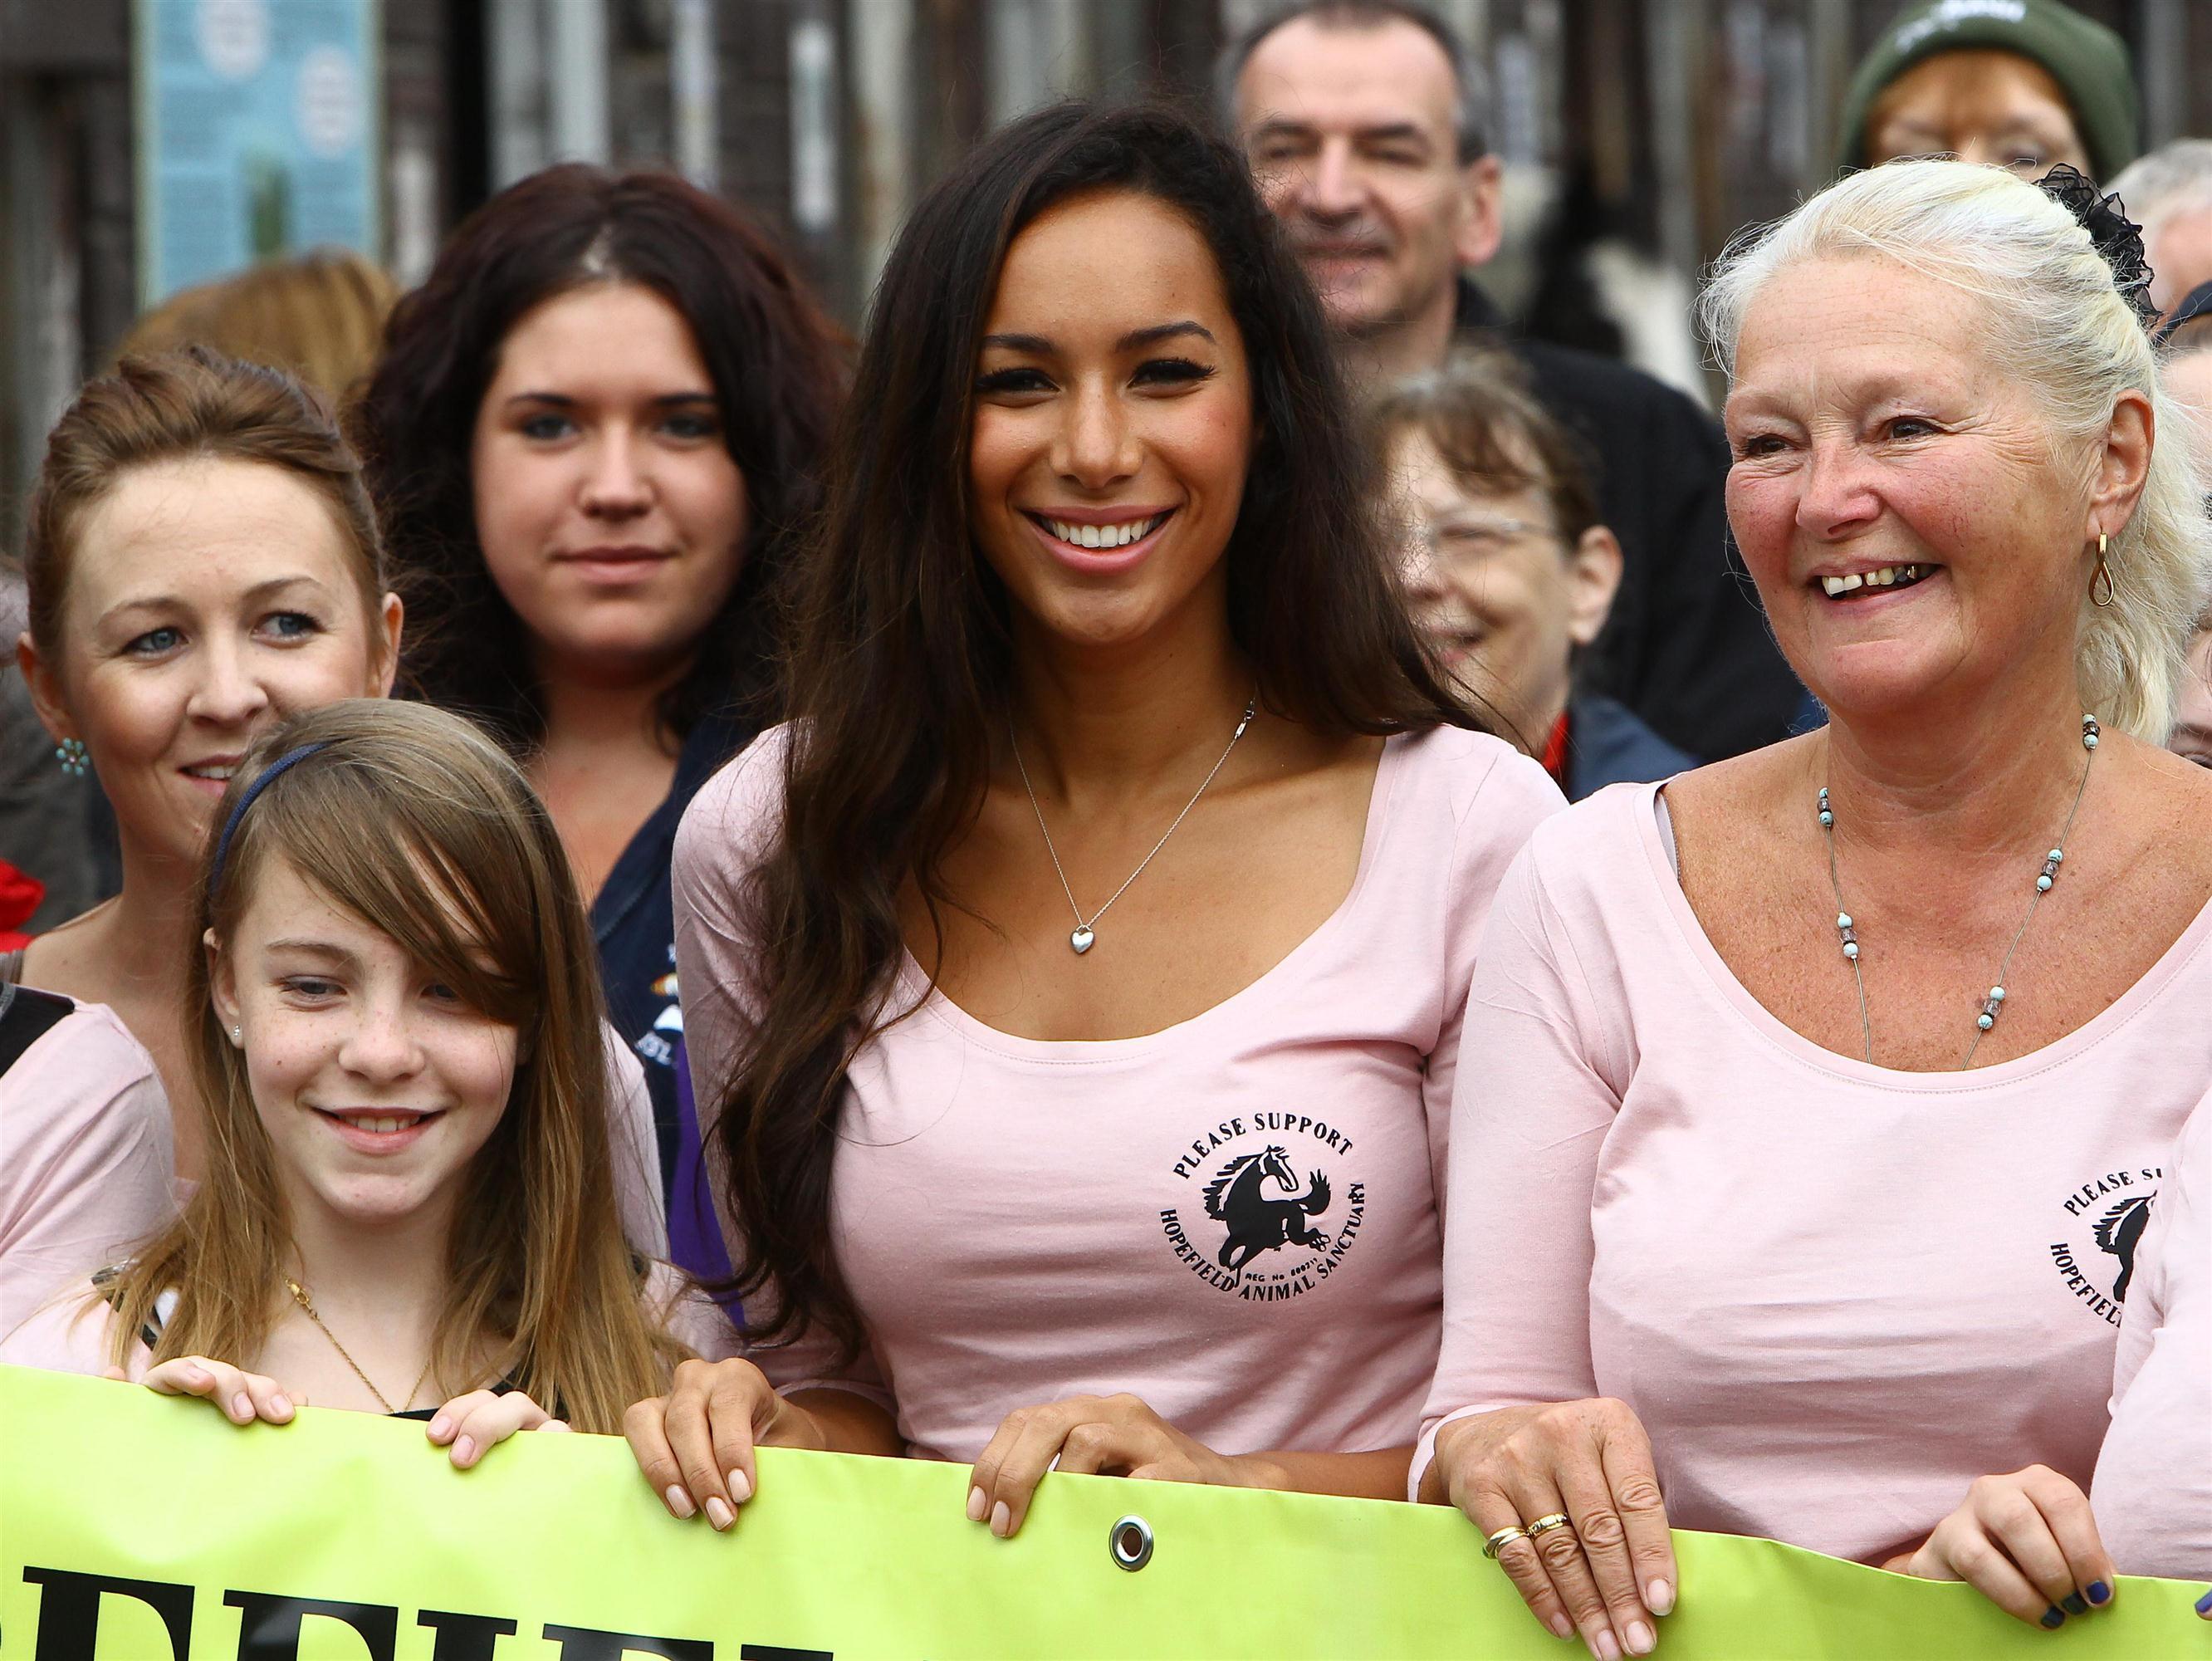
[
  {"left": 208, "top": 855, "right": 516, "bottom": 1231},
  {"left": 470, "top": 282, "right": 748, "bottom": 684},
  {"left": 23, "top": 458, "right": 399, "bottom": 868},
  {"left": 967, "top": 189, "right": 1254, "bottom": 659},
  {"left": 1723, "top": 255, "right": 2096, "bottom": 721}
]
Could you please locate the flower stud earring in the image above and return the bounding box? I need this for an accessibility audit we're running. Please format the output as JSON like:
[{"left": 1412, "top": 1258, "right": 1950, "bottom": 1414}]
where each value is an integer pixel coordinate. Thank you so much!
[{"left": 55, "top": 737, "right": 88, "bottom": 778}]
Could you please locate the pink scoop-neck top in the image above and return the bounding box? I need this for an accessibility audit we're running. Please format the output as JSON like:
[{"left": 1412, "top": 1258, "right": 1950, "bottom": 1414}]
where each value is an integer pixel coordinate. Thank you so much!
[
  {"left": 0, "top": 998, "right": 174, "bottom": 1331},
  {"left": 1416, "top": 781, "right": 2212, "bottom": 1566},
  {"left": 673, "top": 722, "right": 1564, "bottom": 1463},
  {"left": 2091, "top": 1090, "right": 2211, "bottom": 1578}
]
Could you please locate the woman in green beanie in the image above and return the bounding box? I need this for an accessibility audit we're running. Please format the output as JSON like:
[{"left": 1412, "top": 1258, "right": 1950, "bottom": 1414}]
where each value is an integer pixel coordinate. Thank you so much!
[{"left": 1838, "top": 0, "right": 2140, "bottom": 183}]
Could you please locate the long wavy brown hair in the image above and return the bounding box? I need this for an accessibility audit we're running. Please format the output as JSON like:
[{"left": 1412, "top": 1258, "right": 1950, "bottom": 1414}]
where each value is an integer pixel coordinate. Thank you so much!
[
  {"left": 101, "top": 701, "right": 687, "bottom": 1429},
  {"left": 713, "top": 100, "right": 1488, "bottom": 1364},
  {"left": 356, "top": 164, "right": 847, "bottom": 752}
]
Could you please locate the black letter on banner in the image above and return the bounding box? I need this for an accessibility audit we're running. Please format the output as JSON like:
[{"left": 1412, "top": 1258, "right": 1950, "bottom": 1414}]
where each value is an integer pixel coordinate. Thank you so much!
[
  {"left": 419, "top": 1610, "right": 521, "bottom": 1660},
  {"left": 23, "top": 1568, "right": 193, "bottom": 1660},
  {"left": 224, "top": 1590, "right": 399, "bottom": 1661},
  {"left": 740, "top": 1648, "right": 835, "bottom": 1659},
  {"left": 541, "top": 1623, "right": 715, "bottom": 1660}
]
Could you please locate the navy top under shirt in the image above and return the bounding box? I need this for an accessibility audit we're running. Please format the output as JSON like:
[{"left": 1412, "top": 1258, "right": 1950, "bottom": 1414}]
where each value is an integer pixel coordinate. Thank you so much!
[{"left": 590, "top": 710, "right": 757, "bottom": 1205}]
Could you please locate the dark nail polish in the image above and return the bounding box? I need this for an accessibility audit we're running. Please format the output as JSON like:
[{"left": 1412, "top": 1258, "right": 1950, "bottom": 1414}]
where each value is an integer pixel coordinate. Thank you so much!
[
  {"left": 2194, "top": 1587, "right": 2211, "bottom": 1615},
  {"left": 2089, "top": 1581, "right": 2112, "bottom": 1606},
  {"left": 2040, "top": 1607, "right": 2066, "bottom": 1630},
  {"left": 2061, "top": 1594, "right": 2087, "bottom": 1616}
]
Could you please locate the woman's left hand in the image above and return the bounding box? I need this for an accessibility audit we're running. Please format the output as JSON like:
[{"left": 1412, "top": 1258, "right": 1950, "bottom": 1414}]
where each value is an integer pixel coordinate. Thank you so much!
[
  {"left": 425, "top": 1389, "right": 571, "bottom": 1469},
  {"left": 966, "top": 1392, "right": 1270, "bottom": 1539},
  {"left": 1888, "top": 1465, "right": 2117, "bottom": 1629}
]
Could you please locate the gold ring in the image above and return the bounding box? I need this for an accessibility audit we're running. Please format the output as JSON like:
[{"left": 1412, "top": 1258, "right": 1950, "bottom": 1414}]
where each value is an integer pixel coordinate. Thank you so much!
[
  {"left": 1482, "top": 1524, "right": 1529, "bottom": 1560},
  {"left": 1525, "top": 1512, "right": 1574, "bottom": 1540}
]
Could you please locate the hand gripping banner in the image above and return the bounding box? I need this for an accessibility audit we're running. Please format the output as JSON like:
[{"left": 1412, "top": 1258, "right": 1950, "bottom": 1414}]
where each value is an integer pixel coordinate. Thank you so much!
[{"left": 2, "top": 1366, "right": 2204, "bottom": 1659}]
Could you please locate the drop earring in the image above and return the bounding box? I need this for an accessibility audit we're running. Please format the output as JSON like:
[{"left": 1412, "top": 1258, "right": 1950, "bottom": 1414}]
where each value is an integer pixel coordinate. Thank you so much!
[
  {"left": 230, "top": 1025, "right": 242, "bottom": 1046},
  {"left": 55, "top": 737, "right": 88, "bottom": 777},
  {"left": 2090, "top": 532, "right": 2117, "bottom": 607}
]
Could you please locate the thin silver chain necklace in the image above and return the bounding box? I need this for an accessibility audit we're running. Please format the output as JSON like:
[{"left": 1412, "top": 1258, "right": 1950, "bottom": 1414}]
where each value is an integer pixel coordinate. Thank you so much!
[
  {"left": 1010, "top": 692, "right": 1258, "bottom": 956},
  {"left": 1818, "top": 713, "right": 2099, "bottom": 1069}
]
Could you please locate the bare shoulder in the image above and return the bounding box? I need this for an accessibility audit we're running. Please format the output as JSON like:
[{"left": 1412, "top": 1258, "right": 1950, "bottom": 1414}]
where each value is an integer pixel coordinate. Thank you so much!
[
  {"left": 1658, "top": 735, "right": 1818, "bottom": 850},
  {"left": 2107, "top": 734, "right": 2212, "bottom": 892}
]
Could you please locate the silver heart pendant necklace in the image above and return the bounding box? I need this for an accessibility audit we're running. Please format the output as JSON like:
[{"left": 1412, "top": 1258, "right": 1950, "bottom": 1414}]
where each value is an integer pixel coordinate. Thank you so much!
[{"left": 1010, "top": 690, "right": 1258, "bottom": 957}]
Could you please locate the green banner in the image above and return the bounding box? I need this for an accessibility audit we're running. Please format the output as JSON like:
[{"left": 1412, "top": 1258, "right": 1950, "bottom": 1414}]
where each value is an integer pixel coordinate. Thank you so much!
[{"left": 1, "top": 1365, "right": 2202, "bottom": 1658}]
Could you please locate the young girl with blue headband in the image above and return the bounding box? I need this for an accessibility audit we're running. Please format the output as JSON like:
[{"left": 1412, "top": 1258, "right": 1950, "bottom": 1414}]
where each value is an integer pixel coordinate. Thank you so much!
[{"left": 1, "top": 700, "right": 735, "bottom": 1446}]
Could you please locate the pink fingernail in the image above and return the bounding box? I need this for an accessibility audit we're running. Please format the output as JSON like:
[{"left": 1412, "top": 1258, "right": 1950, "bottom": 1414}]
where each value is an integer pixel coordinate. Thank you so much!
[
  {"left": 967, "top": 1486, "right": 987, "bottom": 1522},
  {"left": 268, "top": 1394, "right": 292, "bottom": 1418},
  {"left": 704, "top": 1496, "right": 734, "bottom": 1530},
  {"left": 1593, "top": 1630, "right": 1622, "bottom": 1661},
  {"left": 1550, "top": 1614, "right": 1573, "bottom": 1639},
  {"left": 990, "top": 1500, "right": 1011, "bottom": 1537},
  {"left": 232, "top": 1393, "right": 253, "bottom": 1420},
  {"left": 1626, "top": 1620, "right": 1656, "bottom": 1656},
  {"left": 1647, "top": 1579, "right": 1675, "bottom": 1616},
  {"left": 727, "top": 1468, "right": 752, "bottom": 1504},
  {"left": 427, "top": 1413, "right": 452, "bottom": 1441},
  {"left": 665, "top": 1484, "right": 696, "bottom": 1519}
]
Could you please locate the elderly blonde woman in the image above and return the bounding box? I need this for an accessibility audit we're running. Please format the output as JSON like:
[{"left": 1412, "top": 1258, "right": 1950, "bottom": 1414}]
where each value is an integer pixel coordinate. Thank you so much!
[{"left": 1417, "top": 159, "right": 2212, "bottom": 1658}]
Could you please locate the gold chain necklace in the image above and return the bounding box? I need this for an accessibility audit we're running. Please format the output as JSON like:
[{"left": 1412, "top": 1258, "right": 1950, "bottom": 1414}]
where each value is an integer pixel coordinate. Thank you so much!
[{"left": 283, "top": 1278, "right": 435, "bottom": 1414}]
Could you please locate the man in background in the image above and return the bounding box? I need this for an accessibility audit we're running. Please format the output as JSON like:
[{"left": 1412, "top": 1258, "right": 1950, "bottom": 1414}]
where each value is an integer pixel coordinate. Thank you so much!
[{"left": 1221, "top": 0, "right": 1806, "bottom": 761}]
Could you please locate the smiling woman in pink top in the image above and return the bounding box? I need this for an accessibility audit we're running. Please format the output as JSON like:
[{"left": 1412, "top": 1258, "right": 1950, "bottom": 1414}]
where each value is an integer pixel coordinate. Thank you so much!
[
  {"left": 7, "top": 350, "right": 664, "bottom": 1251},
  {"left": 1418, "top": 159, "right": 2212, "bottom": 1659},
  {"left": 619, "top": 101, "right": 1560, "bottom": 1539},
  {"left": 2091, "top": 1090, "right": 2212, "bottom": 1596}
]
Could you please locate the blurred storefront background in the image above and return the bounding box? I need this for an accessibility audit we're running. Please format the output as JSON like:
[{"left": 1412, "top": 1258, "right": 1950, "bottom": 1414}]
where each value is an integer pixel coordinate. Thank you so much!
[{"left": 5, "top": 0, "right": 2212, "bottom": 522}]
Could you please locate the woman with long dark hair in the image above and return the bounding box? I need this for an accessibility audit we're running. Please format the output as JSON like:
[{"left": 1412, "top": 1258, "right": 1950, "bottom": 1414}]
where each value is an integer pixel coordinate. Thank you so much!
[
  {"left": 356, "top": 166, "right": 845, "bottom": 1204},
  {"left": 621, "top": 100, "right": 1561, "bottom": 1532}
]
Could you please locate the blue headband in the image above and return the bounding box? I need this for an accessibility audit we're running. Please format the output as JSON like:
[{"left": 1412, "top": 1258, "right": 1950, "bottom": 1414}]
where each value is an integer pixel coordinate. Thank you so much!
[{"left": 208, "top": 742, "right": 332, "bottom": 890}]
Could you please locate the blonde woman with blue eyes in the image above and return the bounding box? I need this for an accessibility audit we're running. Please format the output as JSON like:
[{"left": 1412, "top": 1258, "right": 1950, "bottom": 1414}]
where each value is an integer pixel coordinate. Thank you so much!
[{"left": 7, "top": 350, "right": 663, "bottom": 1259}]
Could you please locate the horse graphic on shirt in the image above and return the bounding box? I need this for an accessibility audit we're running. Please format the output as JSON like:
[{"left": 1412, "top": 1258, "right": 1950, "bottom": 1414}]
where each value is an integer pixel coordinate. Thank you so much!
[
  {"left": 2092, "top": 1193, "right": 2154, "bottom": 1302},
  {"left": 1203, "top": 1145, "right": 1331, "bottom": 1271}
]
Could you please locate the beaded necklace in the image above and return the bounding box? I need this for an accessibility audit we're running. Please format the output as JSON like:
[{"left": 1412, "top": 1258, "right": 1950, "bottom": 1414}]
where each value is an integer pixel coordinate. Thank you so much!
[{"left": 1818, "top": 714, "right": 2099, "bottom": 1070}]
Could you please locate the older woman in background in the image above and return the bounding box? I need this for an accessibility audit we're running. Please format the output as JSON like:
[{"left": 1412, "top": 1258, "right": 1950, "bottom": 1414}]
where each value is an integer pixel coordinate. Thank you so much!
[
  {"left": 1376, "top": 353, "right": 1693, "bottom": 799},
  {"left": 1419, "top": 159, "right": 2212, "bottom": 1657}
]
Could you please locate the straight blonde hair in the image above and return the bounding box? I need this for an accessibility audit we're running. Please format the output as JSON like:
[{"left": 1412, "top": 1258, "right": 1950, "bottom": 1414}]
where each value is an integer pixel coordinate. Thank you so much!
[
  {"left": 102, "top": 700, "right": 686, "bottom": 1431},
  {"left": 1700, "top": 159, "right": 2212, "bottom": 742}
]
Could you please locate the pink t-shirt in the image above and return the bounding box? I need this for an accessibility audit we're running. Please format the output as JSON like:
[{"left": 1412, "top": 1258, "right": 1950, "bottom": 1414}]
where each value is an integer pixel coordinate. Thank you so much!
[
  {"left": 0, "top": 997, "right": 175, "bottom": 1330},
  {"left": 0, "top": 1258, "right": 738, "bottom": 1380},
  {"left": 674, "top": 723, "right": 1563, "bottom": 1463},
  {"left": 1417, "top": 782, "right": 2212, "bottom": 1565},
  {"left": 2092, "top": 1091, "right": 2211, "bottom": 1578},
  {"left": 603, "top": 1032, "right": 668, "bottom": 1257}
]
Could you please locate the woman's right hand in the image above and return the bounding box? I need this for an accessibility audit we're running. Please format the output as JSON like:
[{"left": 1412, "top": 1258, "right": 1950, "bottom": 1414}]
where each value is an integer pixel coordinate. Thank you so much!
[
  {"left": 1433, "top": 1399, "right": 1676, "bottom": 1660},
  {"left": 623, "top": 1357, "right": 826, "bottom": 1531},
  {"left": 130, "top": 1357, "right": 296, "bottom": 1426}
]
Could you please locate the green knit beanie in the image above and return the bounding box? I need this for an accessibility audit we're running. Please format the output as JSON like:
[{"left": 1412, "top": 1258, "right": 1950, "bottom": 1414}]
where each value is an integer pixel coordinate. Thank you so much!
[{"left": 1836, "top": 0, "right": 2140, "bottom": 183}]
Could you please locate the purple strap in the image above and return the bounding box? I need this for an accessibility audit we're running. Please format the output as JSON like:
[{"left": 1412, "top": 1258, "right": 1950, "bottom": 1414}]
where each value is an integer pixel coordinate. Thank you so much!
[{"left": 668, "top": 1036, "right": 742, "bottom": 1322}]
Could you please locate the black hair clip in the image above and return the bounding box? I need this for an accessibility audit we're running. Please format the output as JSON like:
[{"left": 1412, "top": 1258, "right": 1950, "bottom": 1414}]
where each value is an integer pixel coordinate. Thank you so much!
[{"left": 2037, "top": 164, "right": 2158, "bottom": 328}]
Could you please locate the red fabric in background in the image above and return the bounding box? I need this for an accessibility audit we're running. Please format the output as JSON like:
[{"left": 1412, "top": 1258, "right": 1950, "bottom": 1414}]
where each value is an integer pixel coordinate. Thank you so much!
[
  {"left": 1540, "top": 710, "right": 1572, "bottom": 791},
  {"left": 0, "top": 859, "right": 45, "bottom": 951}
]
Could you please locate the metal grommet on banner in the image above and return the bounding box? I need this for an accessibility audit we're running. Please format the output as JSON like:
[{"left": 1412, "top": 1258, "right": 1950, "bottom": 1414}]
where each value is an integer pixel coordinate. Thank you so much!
[{"left": 1109, "top": 1514, "right": 1154, "bottom": 1571}]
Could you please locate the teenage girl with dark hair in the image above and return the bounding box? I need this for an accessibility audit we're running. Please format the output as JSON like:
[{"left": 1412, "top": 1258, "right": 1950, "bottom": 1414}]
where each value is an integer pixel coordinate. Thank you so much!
[
  {"left": 622, "top": 100, "right": 1561, "bottom": 1534},
  {"left": 357, "top": 165, "right": 847, "bottom": 1204}
]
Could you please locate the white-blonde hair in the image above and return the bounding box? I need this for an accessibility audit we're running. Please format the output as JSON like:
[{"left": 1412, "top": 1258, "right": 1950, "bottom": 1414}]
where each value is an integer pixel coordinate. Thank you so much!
[{"left": 1699, "top": 159, "right": 2212, "bottom": 742}]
